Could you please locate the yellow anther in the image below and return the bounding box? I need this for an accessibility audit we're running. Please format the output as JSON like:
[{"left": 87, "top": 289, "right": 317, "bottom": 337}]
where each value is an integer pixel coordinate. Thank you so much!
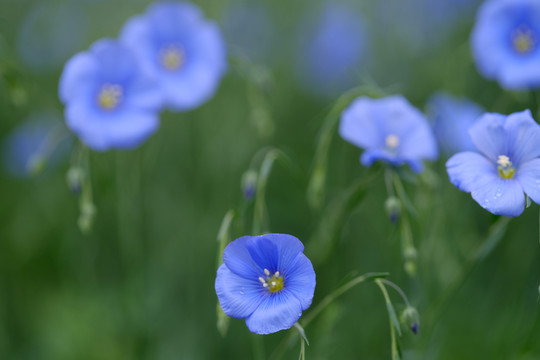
[
  {"left": 258, "top": 270, "right": 284, "bottom": 293},
  {"left": 97, "top": 84, "right": 122, "bottom": 110},
  {"left": 160, "top": 44, "right": 185, "bottom": 71},
  {"left": 497, "top": 155, "right": 516, "bottom": 179},
  {"left": 513, "top": 26, "right": 535, "bottom": 54}
]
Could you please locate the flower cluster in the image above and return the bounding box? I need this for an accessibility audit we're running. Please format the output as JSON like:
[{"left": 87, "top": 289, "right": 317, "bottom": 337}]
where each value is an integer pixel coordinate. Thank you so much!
[
  {"left": 447, "top": 110, "right": 540, "bottom": 217},
  {"left": 59, "top": 1, "right": 227, "bottom": 151},
  {"left": 215, "top": 234, "right": 316, "bottom": 334}
]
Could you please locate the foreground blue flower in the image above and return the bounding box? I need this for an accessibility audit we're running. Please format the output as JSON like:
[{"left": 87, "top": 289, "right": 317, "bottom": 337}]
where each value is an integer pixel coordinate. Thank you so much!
[
  {"left": 120, "top": 1, "right": 227, "bottom": 111},
  {"left": 215, "top": 234, "right": 316, "bottom": 335},
  {"left": 340, "top": 95, "right": 438, "bottom": 173},
  {"left": 447, "top": 110, "right": 540, "bottom": 217},
  {"left": 59, "top": 39, "right": 162, "bottom": 151},
  {"left": 427, "top": 92, "right": 484, "bottom": 156},
  {"left": 471, "top": 0, "right": 540, "bottom": 90}
]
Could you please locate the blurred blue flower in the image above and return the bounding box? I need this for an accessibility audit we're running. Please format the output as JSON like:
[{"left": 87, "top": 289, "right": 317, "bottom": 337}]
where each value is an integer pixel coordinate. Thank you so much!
[
  {"left": 447, "top": 110, "right": 540, "bottom": 217},
  {"left": 427, "top": 92, "right": 484, "bottom": 156},
  {"left": 2, "top": 111, "right": 73, "bottom": 178},
  {"left": 296, "top": 3, "right": 367, "bottom": 98},
  {"left": 17, "top": 3, "right": 86, "bottom": 71},
  {"left": 471, "top": 0, "right": 540, "bottom": 90},
  {"left": 221, "top": 2, "right": 274, "bottom": 64},
  {"left": 120, "top": 1, "right": 227, "bottom": 112},
  {"left": 340, "top": 95, "right": 438, "bottom": 173},
  {"left": 215, "top": 234, "right": 316, "bottom": 335},
  {"left": 59, "top": 39, "right": 163, "bottom": 151}
]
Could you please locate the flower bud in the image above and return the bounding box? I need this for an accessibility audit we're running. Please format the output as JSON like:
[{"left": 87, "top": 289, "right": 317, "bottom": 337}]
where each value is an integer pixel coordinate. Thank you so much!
[
  {"left": 384, "top": 196, "right": 401, "bottom": 223},
  {"left": 66, "top": 167, "right": 85, "bottom": 194},
  {"left": 401, "top": 306, "right": 420, "bottom": 334},
  {"left": 241, "top": 170, "right": 258, "bottom": 200}
]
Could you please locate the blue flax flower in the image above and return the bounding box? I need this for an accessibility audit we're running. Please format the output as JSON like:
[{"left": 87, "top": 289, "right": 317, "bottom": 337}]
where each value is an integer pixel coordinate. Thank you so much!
[
  {"left": 59, "top": 39, "right": 162, "bottom": 151},
  {"left": 215, "top": 234, "right": 316, "bottom": 335},
  {"left": 471, "top": 0, "right": 540, "bottom": 90},
  {"left": 120, "top": 1, "right": 227, "bottom": 112},
  {"left": 427, "top": 92, "right": 484, "bottom": 156},
  {"left": 339, "top": 95, "right": 438, "bottom": 173},
  {"left": 296, "top": 3, "right": 367, "bottom": 98},
  {"left": 447, "top": 110, "right": 540, "bottom": 217}
]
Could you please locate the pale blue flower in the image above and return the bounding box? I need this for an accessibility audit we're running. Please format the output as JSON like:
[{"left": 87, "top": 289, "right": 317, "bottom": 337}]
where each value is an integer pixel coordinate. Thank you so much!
[
  {"left": 340, "top": 95, "right": 438, "bottom": 173},
  {"left": 471, "top": 0, "right": 540, "bottom": 90},
  {"left": 120, "top": 1, "right": 227, "bottom": 111},
  {"left": 215, "top": 234, "right": 316, "bottom": 335},
  {"left": 427, "top": 92, "right": 484, "bottom": 156},
  {"left": 296, "top": 3, "right": 367, "bottom": 98},
  {"left": 447, "top": 110, "right": 540, "bottom": 217},
  {"left": 59, "top": 39, "right": 163, "bottom": 151}
]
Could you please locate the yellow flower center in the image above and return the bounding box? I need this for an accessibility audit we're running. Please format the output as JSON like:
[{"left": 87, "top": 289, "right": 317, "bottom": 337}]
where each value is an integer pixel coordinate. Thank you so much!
[
  {"left": 513, "top": 26, "right": 536, "bottom": 54},
  {"left": 385, "top": 134, "right": 400, "bottom": 149},
  {"left": 97, "top": 83, "right": 122, "bottom": 110},
  {"left": 160, "top": 45, "right": 185, "bottom": 71},
  {"left": 258, "top": 268, "right": 284, "bottom": 293},
  {"left": 497, "top": 155, "right": 516, "bottom": 179}
]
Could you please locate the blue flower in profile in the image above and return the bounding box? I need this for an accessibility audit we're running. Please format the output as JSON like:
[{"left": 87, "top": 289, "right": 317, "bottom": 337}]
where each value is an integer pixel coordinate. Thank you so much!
[
  {"left": 2, "top": 112, "right": 73, "bottom": 178},
  {"left": 339, "top": 95, "right": 438, "bottom": 173},
  {"left": 447, "top": 110, "right": 540, "bottom": 217},
  {"left": 59, "top": 39, "right": 162, "bottom": 151},
  {"left": 215, "top": 234, "right": 316, "bottom": 335},
  {"left": 296, "top": 3, "right": 367, "bottom": 98},
  {"left": 471, "top": 0, "right": 540, "bottom": 90},
  {"left": 120, "top": 1, "right": 227, "bottom": 112},
  {"left": 427, "top": 92, "right": 484, "bottom": 156}
]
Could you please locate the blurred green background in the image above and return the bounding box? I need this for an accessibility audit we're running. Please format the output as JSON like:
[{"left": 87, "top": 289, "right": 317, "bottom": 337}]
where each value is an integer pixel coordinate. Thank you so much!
[{"left": 1, "top": 0, "right": 540, "bottom": 359}]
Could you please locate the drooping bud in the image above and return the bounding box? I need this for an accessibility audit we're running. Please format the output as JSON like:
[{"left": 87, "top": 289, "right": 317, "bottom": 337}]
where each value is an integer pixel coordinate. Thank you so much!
[
  {"left": 66, "top": 167, "right": 85, "bottom": 194},
  {"left": 401, "top": 306, "right": 420, "bottom": 334},
  {"left": 384, "top": 196, "right": 401, "bottom": 223},
  {"left": 241, "top": 169, "right": 258, "bottom": 200}
]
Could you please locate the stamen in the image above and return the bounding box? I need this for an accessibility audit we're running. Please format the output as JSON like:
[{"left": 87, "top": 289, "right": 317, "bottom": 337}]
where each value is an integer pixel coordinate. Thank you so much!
[
  {"left": 97, "top": 84, "right": 123, "bottom": 110},
  {"left": 160, "top": 44, "right": 185, "bottom": 71},
  {"left": 258, "top": 269, "right": 284, "bottom": 293},
  {"left": 497, "top": 155, "right": 516, "bottom": 179},
  {"left": 513, "top": 26, "right": 536, "bottom": 54},
  {"left": 385, "top": 134, "right": 400, "bottom": 149}
]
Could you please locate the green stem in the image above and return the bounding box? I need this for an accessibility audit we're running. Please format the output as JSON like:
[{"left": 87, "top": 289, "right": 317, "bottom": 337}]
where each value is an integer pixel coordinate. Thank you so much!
[
  {"left": 269, "top": 272, "right": 388, "bottom": 360},
  {"left": 424, "top": 216, "right": 511, "bottom": 328},
  {"left": 252, "top": 148, "right": 288, "bottom": 234},
  {"left": 375, "top": 279, "right": 400, "bottom": 360},
  {"left": 307, "top": 85, "right": 386, "bottom": 210}
]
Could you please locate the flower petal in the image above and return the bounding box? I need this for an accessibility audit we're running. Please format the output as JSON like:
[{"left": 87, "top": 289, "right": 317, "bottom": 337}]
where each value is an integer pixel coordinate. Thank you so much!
[
  {"left": 262, "top": 234, "right": 305, "bottom": 271},
  {"left": 516, "top": 158, "right": 540, "bottom": 204},
  {"left": 215, "top": 264, "right": 265, "bottom": 319},
  {"left": 468, "top": 113, "right": 507, "bottom": 162},
  {"left": 470, "top": 174, "right": 525, "bottom": 217},
  {"left": 447, "top": 151, "right": 496, "bottom": 193},
  {"left": 282, "top": 254, "right": 315, "bottom": 310},
  {"left": 339, "top": 97, "right": 383, "bottom": 150},
  {"left": 504, "top": 110, "right": 540, "bottom": 165},
  {"left": 58, "top": 52, "right": 98, "bottom": 103},
  {"left": 222, "top": 236, "right": 263, "bottom": 279},
  {"left": 245, "top": 290, "right": 303, "bottom": 334}
]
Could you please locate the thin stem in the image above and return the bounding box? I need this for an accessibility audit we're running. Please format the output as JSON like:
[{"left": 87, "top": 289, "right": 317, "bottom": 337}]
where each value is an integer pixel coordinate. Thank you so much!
[
  {"left": 380, "top": 279, "right": 411, "bottom": 308},
  {"left": 252, "top": 148, "right": 288, "bottom": 234},
  {"left": 375, "top": 279, "right": 400, "bottom": 360},
  {"left": 269, "top": 272, "right": 388, "bottom": 360}
]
